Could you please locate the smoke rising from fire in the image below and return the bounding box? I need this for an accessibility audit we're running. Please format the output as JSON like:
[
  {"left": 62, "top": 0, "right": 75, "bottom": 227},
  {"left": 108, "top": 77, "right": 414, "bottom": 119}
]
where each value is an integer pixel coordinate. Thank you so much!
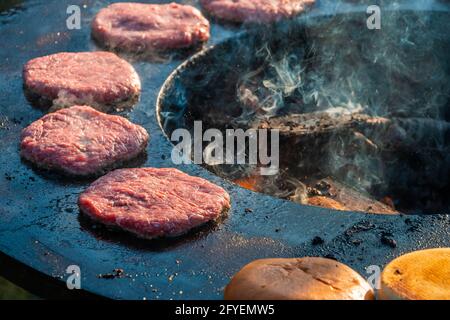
[
  {"left": 159, "top": 1, "right": 450, "bottom": 213},
  {"left": 238, "top": 2, "right": 449, "bottom": 120},
  {"left": 234, "top": 3, "right": 450, "bottom": 213}
]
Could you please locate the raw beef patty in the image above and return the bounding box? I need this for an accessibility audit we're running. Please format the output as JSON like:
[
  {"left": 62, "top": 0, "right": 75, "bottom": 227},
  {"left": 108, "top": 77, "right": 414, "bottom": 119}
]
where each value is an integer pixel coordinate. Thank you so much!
[
  {"left": 91, "top": 2, "right": 210, "bottom": 52},
  {"left": 200, "top": 0, "right": 315, "bottom": 23},
  {"left": 23, "top": 51, "right": 141, "bottom": 110},
  {"left": 20, "top": 105, "right": 149, "bottom": 176},
  {"left": 78, "top": 168, "right": 231, "bottom": 239}
]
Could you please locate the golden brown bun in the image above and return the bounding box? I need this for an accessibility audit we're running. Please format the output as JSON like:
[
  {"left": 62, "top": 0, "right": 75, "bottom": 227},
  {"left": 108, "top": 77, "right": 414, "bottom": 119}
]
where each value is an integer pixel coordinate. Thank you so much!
[
  {"left": 224, "top": 257, "right": 374, "bottom": 300},
  {"left": 307, "top": 196, "right": 347, "bottom": 211},
  {"left": 379, "top": 248, "right": 450, "bottom": 300}
]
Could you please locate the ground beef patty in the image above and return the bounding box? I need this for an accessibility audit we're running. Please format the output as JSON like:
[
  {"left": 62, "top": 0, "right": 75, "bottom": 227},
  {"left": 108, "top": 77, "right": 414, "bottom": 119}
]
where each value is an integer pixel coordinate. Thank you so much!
[
  {"left": 23, "top": 51, "right": 141, "bottom": 111},
  {"left": 20, "top": 105, "right": 148, "bottom": 176},
  {"left": 200, "top": 0, "right": 315, "bottom": 23},
  {"left": 78, "top": 168, "right": 231, "bottom": 239},
  {"left": 91, "top": 2, "right": 210, "bottom": 52}
]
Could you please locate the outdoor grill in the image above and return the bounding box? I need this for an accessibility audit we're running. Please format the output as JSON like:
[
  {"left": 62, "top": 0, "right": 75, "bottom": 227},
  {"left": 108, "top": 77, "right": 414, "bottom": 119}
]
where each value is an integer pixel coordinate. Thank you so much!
[{"left": 0, "top": 0, "right": 449, "bottom": 299}]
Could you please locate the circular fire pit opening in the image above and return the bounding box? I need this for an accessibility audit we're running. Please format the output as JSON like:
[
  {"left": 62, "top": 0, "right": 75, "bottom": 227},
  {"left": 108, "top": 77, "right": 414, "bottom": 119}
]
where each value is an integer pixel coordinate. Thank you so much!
[{"left": 158, "top": 9, "right": 450, "bottom": 215}]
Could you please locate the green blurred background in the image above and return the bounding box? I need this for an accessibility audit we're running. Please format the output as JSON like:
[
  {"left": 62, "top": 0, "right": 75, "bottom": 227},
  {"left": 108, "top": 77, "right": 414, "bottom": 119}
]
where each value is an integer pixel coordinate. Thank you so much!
[{"left": 0, "top": 276, "right": 35, "bottom": 300}]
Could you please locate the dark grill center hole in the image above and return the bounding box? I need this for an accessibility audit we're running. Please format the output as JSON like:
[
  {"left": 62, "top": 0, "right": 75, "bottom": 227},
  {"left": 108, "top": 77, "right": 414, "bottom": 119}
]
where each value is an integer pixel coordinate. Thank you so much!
[
  {"left": 158, "top": 10, "right": 450, "bottom": 215},
  {"left": 228, "top": 113, "right": 450, "bottom": 214}
]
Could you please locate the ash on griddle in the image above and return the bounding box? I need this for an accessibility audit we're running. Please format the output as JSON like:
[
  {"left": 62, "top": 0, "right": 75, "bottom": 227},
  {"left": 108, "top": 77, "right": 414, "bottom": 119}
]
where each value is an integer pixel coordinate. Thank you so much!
[
  {"left": 311, "top": 236, "right": 324, "bottom": 246},
  {"left": 345, "top": 221, "right": 376, "bottom": 237},
  {"left": 4, "top": 173, "right": 14, "bottom": 181},
  {"left": 380, "top": 232, "right": 397, "bottom": 248},
  {"left": 323, "top": 253, "right": 338, "bottom": 261},
  {"left": 404, "top": 218, "right": 421, "bottom": 232},
  {"left": 350, "top": 239, "right": 363, "bottom": 246},
  {"left": 98, "top": 268, "right": 125, "bottom": 279}
]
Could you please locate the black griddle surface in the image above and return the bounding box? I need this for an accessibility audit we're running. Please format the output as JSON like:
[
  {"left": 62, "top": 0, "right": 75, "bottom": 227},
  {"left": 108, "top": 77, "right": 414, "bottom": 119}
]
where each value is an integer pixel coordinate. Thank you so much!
[{"left": 0, "top": 0, "right": 449, "bottom": 299}]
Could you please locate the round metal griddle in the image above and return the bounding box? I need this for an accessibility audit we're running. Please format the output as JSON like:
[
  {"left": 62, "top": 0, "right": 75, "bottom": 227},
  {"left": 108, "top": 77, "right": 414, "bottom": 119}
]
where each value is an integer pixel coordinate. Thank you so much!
[{"left": 0, "top": 0, "right": 449, "bottom": 299}]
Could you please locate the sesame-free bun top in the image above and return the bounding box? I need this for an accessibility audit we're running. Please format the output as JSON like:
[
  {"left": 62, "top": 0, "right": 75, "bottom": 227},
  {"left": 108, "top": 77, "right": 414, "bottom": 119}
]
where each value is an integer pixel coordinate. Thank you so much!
[
  {"left": 224, "top": 257, "right": 374, "bottom": 300},
  {"left": 379, "top": 248, "right": 450, "bottom": 300}
]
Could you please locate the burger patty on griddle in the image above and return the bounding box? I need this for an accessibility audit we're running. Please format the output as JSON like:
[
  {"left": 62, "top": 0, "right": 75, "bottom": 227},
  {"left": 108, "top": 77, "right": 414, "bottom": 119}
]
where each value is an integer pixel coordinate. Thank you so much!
[
  {"left": 91, "top": 2, "right": 210, "bottom": 52},
  {"left": 20, "top": 105, "right": 149, "bottom": 176},
  {"left": 78, "top": 168, "right": 231, "bottom": 239},
  {"left": 23, "top": 51, "right": 141, "bottom": 111}
]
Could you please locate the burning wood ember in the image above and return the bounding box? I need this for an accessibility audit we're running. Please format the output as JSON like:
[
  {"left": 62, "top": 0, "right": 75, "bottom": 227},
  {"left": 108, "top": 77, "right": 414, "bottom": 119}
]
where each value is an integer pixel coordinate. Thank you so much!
[
  {"left": 283, "top": 176, "right": 398, "bottom": 214},
  {"left": 241, "top": 111, "right": 450, "bottom": 214},
  {"left": 306, "top": 196, "right": 347, "bottom": 211},
  {"left": 306, "top": 178, "right": 398, "bottom": 215},
  {"left": 233, "top": 171, "right": 399, "bottom": 214},
  {"left": 233, "top": 175, "right": 260, "bottom": 192}
]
